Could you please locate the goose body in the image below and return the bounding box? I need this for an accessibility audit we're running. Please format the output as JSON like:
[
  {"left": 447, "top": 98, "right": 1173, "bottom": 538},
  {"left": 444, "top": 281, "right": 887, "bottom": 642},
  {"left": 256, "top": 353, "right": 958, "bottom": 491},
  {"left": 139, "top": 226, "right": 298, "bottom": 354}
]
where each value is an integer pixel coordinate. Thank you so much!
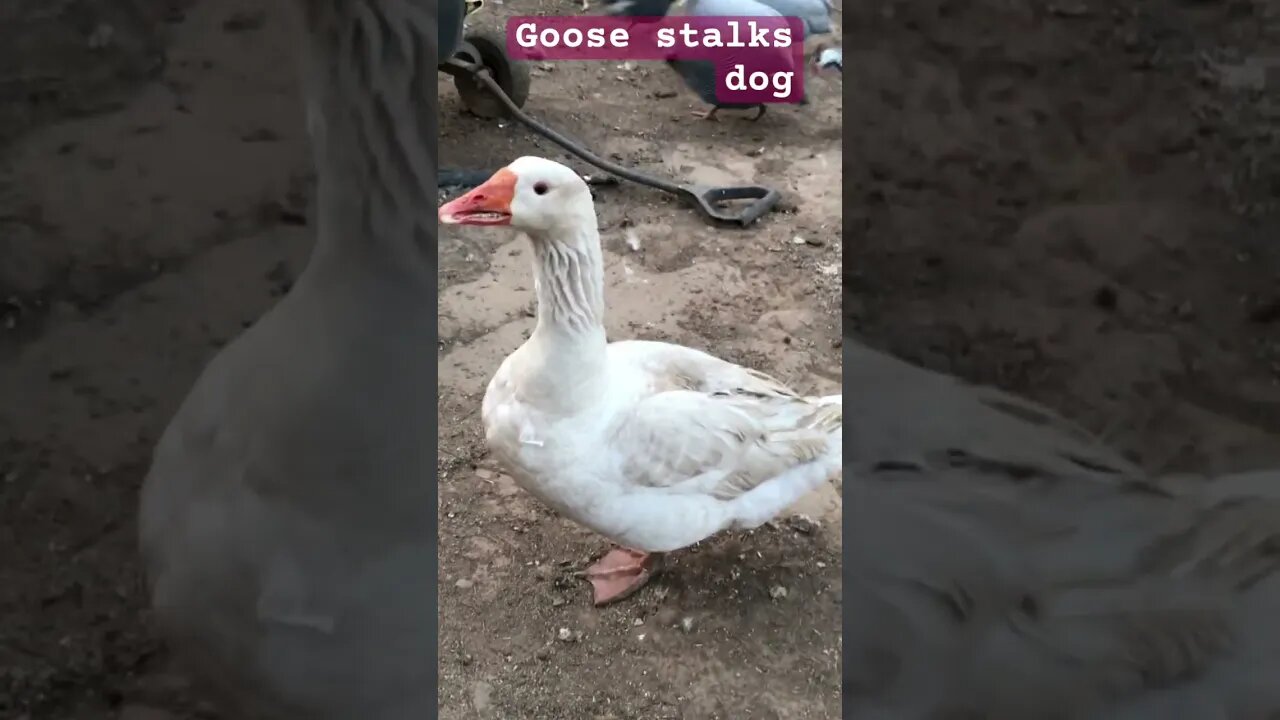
[
  {"left": 840, "top": 341, "right": 1280, "bottom": 718},
  {"left": 483, "top": 338, "right": 842, "bottom": 551},
  {"left": 439, "top": 157, "right": 841, "bottom": 603}
]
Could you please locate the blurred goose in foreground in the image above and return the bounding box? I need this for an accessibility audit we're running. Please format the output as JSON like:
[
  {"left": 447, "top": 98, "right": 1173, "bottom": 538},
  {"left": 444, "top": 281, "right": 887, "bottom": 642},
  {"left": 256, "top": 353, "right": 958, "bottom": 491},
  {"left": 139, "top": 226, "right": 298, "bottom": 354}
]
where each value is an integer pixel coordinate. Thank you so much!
[
  {"left": 139, "top": 2, "right": 436, "bottom": 718},
  {"left": 840, "top": 339, "right": 1280, "bottom": 718},
  {"left": 439, "top": 157, "right": 842, "bottom": 605}
]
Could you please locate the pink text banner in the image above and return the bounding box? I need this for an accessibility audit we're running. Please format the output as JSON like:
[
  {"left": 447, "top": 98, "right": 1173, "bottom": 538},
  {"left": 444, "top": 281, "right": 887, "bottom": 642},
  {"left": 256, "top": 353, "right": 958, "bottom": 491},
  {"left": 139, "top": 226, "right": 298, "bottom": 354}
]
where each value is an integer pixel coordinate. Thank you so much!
[{"left": 504, "top": 16, "right": 806, "bottom": 104}]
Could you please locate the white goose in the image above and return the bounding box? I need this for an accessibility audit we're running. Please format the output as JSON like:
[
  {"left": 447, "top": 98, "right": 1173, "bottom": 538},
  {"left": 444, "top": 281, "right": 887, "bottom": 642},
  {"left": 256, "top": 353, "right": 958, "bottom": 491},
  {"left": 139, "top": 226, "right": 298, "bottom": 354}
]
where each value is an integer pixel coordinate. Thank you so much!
[{"left": 438, "top": 157, "right": 842, "bottom": 605}]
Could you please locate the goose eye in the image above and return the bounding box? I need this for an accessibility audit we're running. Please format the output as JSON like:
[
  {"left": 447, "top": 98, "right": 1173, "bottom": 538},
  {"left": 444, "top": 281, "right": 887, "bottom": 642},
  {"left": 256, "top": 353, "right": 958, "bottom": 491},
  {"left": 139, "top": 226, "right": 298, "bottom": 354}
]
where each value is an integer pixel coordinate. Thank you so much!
[{"left": 533, "top": 182, "right": 549, "bottom": 195}]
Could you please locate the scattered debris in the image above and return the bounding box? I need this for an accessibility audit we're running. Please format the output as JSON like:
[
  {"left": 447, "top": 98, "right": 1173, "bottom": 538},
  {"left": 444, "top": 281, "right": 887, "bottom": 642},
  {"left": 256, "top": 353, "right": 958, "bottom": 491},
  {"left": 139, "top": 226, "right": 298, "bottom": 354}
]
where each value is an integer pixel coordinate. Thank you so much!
[{"left": 787, "top": 515, "right": 819, "bottom": 535}]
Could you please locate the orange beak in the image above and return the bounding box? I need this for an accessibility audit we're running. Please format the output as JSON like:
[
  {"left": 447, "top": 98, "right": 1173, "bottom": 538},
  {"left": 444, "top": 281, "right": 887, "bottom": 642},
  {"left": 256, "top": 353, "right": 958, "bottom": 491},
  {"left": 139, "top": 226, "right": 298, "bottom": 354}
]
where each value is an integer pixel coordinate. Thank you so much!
[{"left": 438, "top": 168, "right": 517, "bottom": 226}]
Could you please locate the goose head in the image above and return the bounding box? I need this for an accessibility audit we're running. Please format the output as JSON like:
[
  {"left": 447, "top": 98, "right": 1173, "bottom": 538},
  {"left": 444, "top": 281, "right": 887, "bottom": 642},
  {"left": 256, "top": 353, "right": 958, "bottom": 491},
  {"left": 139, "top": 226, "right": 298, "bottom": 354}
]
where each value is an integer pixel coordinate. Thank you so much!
[{"left": 438, "top": 156, "right": 594, "bottom": 237}]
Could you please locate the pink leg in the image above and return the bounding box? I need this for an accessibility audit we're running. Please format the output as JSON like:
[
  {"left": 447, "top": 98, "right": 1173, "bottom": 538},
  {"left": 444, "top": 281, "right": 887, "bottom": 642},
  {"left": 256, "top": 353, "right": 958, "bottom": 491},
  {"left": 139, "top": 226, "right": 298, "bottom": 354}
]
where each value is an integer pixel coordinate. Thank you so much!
[
  {"left": 580, "top": 547, "right": 661, "bottom": 606},
  {"left": 691, "top": 107, "right": 720, "bottom": 121}
]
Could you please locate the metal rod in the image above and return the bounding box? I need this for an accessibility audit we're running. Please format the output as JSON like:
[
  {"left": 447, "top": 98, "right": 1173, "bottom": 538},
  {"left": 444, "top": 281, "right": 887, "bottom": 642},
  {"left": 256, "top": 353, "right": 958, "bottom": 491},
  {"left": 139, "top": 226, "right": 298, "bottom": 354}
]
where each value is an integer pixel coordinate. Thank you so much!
[{"left": 442, "top": 58, "right": 687, "bottom": 195}]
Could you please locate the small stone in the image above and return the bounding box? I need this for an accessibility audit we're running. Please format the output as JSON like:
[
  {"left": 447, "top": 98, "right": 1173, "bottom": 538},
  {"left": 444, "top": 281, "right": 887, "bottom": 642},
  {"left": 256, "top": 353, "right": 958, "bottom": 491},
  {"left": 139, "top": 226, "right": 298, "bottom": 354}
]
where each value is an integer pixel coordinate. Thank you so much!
[
  {"left": 633, "top": 617, "right": 644, "bottom": 626},
  {"left": 787, "top": 515, "right": 819, "bottom": 534},
  {"left": 680, "top": 617, "right": 694, "bottom": 633},
  {"left": 551, "top": 597, "right": 567, "bottom": 607},
  {"left": 557, "top": 627, "right": 574, "bottom": 642},
  {"left": 455, "top": 578, "right": 474, "bottom": 589},
  {"left": 535, "top": 644, "right": 553, "bottom": 661},
  {"left": 769, "top": 585, "right": 789, "bottom": 600},
  {"left": 792, "top": 235, "right": 807, "bottom": 244},
  {"left": 471, "top": 681, "right": 494, "bottom": 715}
]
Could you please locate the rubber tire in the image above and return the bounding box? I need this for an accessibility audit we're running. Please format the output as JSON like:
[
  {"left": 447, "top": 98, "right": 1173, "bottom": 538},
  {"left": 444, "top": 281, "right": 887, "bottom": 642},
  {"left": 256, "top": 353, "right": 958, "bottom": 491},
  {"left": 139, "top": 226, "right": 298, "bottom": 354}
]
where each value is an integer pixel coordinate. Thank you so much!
[{"left": 452, "top": 30, "right": 532, "bottom": 119}]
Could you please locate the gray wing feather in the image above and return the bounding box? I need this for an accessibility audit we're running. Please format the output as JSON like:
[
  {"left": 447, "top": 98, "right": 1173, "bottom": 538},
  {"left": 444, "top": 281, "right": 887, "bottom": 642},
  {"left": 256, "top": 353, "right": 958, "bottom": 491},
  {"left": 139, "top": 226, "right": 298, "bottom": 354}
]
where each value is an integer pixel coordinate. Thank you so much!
[{"left": 843, "top": 337, "right": 1280, "bottom": 718}]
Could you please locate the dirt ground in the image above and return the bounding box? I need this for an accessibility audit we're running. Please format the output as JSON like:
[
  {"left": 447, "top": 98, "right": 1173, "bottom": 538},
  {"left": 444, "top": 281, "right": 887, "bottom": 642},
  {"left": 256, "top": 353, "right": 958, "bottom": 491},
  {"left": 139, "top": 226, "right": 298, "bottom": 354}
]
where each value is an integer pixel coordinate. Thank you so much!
[
  {"left": 0, "top": 0, "right": 1276, "bottom": 719},
  {"left": 842, "top": 0, "right": 1280, "bottom": 474}
]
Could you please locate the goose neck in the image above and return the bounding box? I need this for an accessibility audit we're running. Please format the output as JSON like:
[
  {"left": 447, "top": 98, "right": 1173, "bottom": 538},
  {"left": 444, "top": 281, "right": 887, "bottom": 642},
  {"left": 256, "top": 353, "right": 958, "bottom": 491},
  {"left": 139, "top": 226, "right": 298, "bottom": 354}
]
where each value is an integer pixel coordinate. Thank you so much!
[
  {"left": 527, "top": 221, "right": 607, "bottom": 345},
  {"left": 296, "top": 1, "right": 436, "bottom": 281}
]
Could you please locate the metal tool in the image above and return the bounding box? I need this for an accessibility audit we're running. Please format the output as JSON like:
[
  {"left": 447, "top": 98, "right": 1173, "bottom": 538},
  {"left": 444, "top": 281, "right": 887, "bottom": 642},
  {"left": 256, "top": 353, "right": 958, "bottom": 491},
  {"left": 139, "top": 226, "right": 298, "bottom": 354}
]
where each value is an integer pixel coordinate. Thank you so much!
[
  {"left": 440, "top": 168, "right": 619, "bottom": 191},
  {"left": 439, "top": 57, "right": 783, "bottom": 228}
]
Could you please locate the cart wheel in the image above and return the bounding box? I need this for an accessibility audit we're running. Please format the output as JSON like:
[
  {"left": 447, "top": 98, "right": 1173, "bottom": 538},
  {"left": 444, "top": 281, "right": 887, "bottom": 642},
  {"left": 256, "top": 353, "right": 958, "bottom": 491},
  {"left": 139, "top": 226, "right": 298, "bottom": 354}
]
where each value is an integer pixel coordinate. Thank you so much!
[{"left": 453, "top": 30, "right": 531, "bottom": 119}]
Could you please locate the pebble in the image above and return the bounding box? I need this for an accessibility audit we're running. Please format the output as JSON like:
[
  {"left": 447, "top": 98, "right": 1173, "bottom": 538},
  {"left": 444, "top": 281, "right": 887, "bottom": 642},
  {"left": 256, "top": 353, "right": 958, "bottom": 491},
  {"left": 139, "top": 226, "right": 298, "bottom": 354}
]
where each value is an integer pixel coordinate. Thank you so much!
[
  {"left": 787, "top": 515, "right": 819, "bottom": 534},
  {"left": 472, "top": 681, "right": 494, "bottom": 716},
  {"left": 680, "top": 617, "right": 695, "bottom": 633},
  {"left": 769, "top": 585, "right": 789, "bottom": 600},
  {"left": 557, "top": 627, "right": 574, "bottom": 642},
  {"left": 535, "top": 644, "right": 553, "bottom": 661},
  {"left": 455, "top": 578, "right": 474, "bottom": 589}
]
